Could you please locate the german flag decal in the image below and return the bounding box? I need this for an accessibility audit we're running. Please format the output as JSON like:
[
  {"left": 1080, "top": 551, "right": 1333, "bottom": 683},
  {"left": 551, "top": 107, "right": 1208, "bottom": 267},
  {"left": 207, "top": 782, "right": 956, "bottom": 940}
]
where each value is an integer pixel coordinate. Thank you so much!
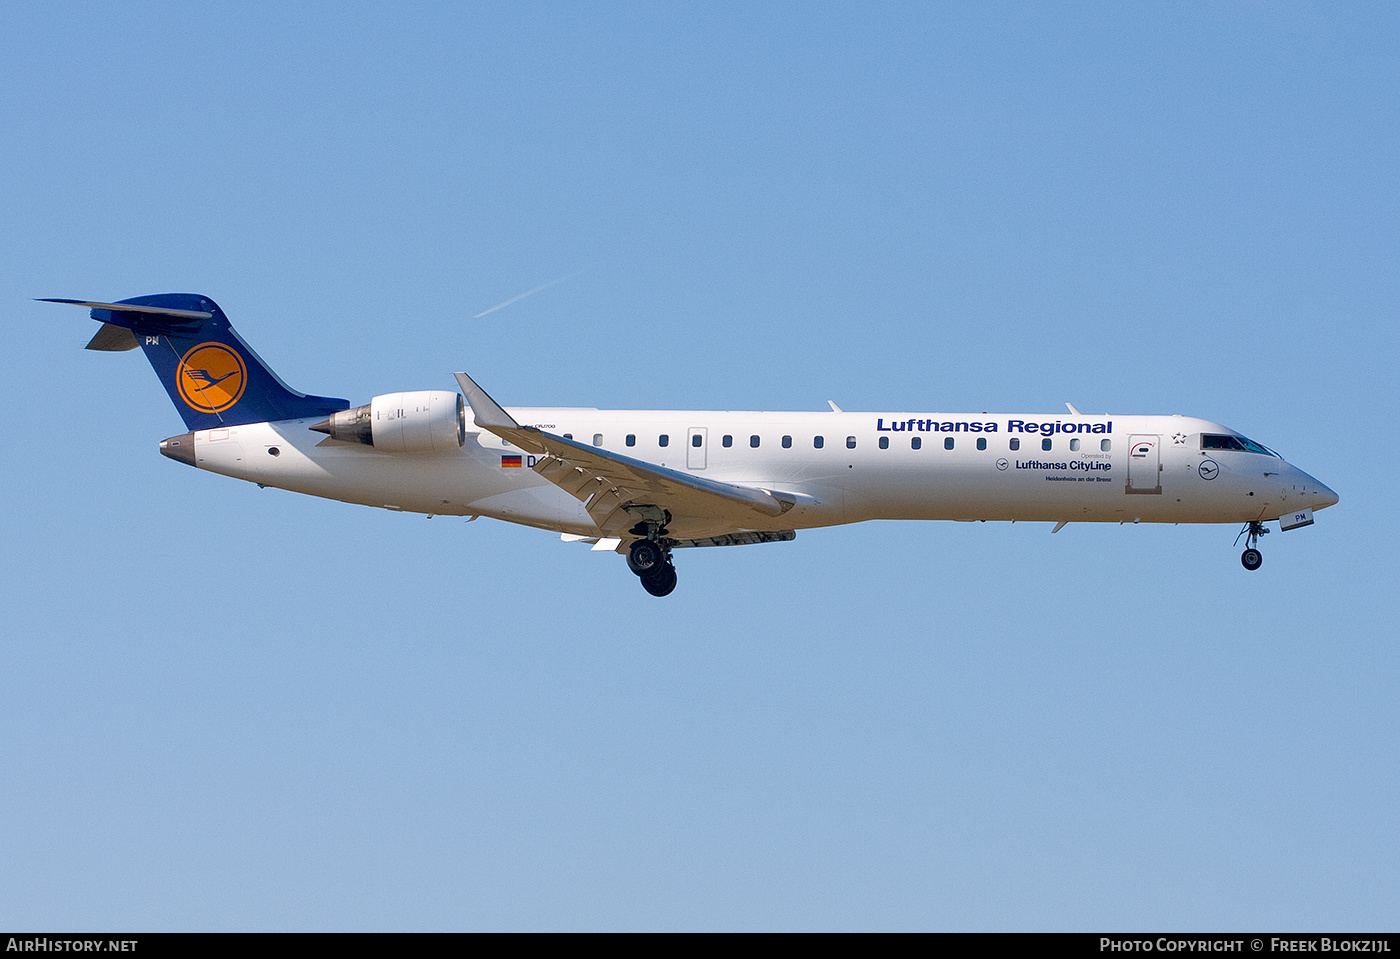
[{"left": 501, "top": 455, "right": 523, "bottom": 468}]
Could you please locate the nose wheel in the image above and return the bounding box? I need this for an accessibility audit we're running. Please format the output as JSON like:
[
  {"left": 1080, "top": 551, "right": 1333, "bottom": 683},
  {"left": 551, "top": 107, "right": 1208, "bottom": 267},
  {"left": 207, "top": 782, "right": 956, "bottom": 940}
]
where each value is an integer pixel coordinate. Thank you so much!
[
  {"left": 628, "top": 537, "right": 678, "bottom": 597},
  {"left": 1235, "top": 521, "right": 1269, "bottom": 571}
]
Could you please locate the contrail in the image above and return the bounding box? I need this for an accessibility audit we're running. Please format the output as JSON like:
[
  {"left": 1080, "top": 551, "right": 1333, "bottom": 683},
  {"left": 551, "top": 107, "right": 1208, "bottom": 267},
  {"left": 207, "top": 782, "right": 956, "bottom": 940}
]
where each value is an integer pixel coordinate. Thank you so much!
[{"left": 473, "top": 270, "right": 586, "bottom": 318}]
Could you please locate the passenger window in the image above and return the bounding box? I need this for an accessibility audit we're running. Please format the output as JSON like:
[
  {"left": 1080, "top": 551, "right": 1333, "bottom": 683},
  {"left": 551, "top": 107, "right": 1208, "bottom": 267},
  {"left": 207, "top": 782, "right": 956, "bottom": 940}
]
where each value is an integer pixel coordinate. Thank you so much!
[
  {"left": 692, "top": 434, "right": 702, "bottom": 447},
  {"left": 563, "top": 433, "right": 572, "bottom": 440},
  {"left": 1101, "top": 439, "right": 1111, "bottom": 452},
  {"left": 722, "top": 435, "right": 733, "bottom": 448},
  {"left": 593, "top": 434, "right": 603, "bottom": 447},
  {"left": 1009, "top": 438, "right": 1020, "bottom": 451},
  {"left": 625, "top": 434, "right": 636, "bottom": 447},
  {"left": 782, "top": 435, "right": 792, "bottom": 449},
  {"left": 750, "top": 435, "right": 760, "bottom": 448},
  {"left": 846, "top": 436, "right": 856, "bottom": 449},
  {"left": 814, "top": 436, "right": 824, "bottom": 449},
  {"left": 944, "top": 437, "right": 954, "bottom": 450},
  {"left": 879, "top": 436, "right": 889, "bottom": 449},
  {"left": 911, "top": 437, "right": 921, "bottom": 450},
  {"left": 659, "top": 434, "right": 669, "bottom": 447},
  {"left": 1069, "top": 438, "right": 1080, "bottom": 451},
  {"left": 1042, "top": 438, "right": 1052, "bottom": 451},
  {"left": 976, "top": 437, "right": 987, "bottom": 451}
]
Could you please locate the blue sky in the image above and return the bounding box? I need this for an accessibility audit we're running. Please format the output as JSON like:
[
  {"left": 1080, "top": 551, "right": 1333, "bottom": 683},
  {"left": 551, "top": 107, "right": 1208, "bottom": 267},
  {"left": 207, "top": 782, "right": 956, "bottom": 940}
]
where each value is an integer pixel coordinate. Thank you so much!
[{"left": 1, "top": 2, "right": 1396, "bottom": 931}]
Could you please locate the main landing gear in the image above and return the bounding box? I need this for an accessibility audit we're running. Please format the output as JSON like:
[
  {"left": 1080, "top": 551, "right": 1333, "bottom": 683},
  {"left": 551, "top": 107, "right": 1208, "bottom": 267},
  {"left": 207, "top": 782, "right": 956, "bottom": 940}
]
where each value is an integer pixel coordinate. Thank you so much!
[
  {"left": 1235, "top": 520, "right": 1269, "bottom": 571},
  {"left": 627, "top": 538, "right": 678, "bottom": 597},
  {"left": 624, "top": 509, "right": 678, "bottom": 596}
]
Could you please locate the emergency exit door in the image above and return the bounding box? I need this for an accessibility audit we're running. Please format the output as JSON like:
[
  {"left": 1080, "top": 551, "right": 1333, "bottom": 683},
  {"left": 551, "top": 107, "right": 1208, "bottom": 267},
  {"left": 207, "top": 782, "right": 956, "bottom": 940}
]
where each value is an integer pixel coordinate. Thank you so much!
[{"left": 687, "top": 427, "right": 707, "bottom": 469}]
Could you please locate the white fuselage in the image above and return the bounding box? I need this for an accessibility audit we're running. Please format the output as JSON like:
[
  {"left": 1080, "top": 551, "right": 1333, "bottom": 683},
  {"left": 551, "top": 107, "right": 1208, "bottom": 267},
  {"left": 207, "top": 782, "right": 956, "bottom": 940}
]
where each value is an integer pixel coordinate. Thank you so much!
[{"left": 176, "top": 406, "right": 1338, "bottom": 540}]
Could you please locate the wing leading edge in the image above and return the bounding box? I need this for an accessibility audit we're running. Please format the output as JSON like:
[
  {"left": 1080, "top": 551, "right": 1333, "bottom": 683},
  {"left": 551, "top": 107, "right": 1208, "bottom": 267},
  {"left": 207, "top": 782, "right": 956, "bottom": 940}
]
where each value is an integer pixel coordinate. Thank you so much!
[{"left": 453, "top": 372, "right": 796, "bottom": 537}]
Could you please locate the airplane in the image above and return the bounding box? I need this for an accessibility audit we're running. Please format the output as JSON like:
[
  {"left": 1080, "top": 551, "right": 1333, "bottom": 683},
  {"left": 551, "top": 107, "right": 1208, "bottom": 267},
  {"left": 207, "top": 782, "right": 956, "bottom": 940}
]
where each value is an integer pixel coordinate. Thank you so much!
[{"left": 45, "top": 293, "right": 1339, "bottom": 596}]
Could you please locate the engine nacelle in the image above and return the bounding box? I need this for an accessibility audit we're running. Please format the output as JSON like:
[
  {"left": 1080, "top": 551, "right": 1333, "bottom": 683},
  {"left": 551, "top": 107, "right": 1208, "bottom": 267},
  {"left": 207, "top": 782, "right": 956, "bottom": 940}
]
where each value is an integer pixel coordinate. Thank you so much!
[{"left": 311, "top": 390, "right": 465, "bottom": 452}]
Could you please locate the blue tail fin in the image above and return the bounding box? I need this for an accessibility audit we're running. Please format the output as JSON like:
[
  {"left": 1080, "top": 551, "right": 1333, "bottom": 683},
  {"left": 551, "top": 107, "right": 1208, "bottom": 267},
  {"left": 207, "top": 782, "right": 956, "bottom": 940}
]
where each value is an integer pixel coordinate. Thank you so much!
[{"left": 46, "top": 293, "right": 349, "bottom": 430}]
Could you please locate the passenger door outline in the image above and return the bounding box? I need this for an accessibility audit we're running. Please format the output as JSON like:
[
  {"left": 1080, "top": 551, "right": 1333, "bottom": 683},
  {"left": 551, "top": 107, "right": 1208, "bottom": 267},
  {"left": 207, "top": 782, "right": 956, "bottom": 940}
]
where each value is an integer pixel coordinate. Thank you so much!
[{"left": 1126, "top": 434, "right": 1162, "bottom": 494}]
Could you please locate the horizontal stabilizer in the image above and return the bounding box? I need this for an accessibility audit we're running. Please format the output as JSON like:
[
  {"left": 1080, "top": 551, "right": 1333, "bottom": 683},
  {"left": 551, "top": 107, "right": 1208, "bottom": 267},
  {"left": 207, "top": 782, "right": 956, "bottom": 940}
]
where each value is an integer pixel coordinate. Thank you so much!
[{"left": 38, "top": 298, "right": 213, "bottom": 320}]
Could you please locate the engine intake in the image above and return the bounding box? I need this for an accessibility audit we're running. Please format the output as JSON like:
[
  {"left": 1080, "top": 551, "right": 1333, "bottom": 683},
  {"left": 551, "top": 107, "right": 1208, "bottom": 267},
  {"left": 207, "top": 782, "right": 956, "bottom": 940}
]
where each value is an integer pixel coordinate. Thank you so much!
[{"left": 311, "top": 390, "right": 465, "bottom": 452}]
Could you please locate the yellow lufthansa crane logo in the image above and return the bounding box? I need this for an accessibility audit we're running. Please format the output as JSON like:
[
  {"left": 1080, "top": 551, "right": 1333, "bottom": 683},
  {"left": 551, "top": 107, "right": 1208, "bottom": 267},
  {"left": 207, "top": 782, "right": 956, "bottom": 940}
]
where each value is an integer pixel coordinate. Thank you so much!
[{"left": 176, "top": 342, "right": 247, "bottom": 413}]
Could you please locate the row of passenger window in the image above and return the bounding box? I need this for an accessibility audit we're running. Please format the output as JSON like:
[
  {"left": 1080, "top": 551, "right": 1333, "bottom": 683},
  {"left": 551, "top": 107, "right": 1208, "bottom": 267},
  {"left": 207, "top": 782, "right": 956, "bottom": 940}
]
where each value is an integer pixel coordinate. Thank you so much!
[{"left": 564, "top": 432, "right": 1113, "bottom": 453}]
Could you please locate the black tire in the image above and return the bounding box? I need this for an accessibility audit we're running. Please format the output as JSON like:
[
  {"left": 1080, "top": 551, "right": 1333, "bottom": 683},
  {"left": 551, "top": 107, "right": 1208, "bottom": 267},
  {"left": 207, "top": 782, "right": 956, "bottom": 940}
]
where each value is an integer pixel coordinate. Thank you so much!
[
  {"left": 627, "top": 539, "right": 666, "bottom": 576},
  {"left": 1241, "top": 548, "right": 1263, "bottom": 571},
  {"left": 641, "top": 564, "right": 678, "bottom": 597}
]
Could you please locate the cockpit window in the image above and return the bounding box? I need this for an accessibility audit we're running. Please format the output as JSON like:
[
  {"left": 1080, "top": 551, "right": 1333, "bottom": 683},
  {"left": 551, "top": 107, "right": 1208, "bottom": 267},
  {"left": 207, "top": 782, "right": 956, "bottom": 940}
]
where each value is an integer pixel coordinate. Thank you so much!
[
  {"left": 1201, "top": 434, "right": 1244, "bottom": 452},
  {"left": 1201, "top": 433, "right": 1278, "bottom": 456}
]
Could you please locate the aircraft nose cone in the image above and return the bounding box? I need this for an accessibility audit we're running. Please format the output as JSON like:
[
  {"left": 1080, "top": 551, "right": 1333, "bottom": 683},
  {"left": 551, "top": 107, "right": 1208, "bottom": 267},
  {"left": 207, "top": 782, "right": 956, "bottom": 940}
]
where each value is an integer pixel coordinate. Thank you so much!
[{"left": 1313, "top": 481, "right": 1339, "bottom": 510}]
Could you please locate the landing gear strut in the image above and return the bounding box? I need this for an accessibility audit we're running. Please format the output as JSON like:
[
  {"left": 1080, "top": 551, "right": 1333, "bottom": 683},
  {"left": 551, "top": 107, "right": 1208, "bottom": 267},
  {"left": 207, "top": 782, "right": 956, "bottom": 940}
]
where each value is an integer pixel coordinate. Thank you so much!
[
  {"left": 627, "top": 536, "right": 678, "bottom": 597},
  {"left": 1235, "top": 521, "right": 1269, "bottom": 571}
]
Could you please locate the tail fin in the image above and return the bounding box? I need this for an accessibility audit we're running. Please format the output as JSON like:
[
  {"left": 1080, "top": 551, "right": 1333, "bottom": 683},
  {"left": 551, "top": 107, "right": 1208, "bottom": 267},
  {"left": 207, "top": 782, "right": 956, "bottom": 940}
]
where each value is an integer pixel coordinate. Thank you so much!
[{"left": 44, "top": 293, "right": 349, "bottom": 430}]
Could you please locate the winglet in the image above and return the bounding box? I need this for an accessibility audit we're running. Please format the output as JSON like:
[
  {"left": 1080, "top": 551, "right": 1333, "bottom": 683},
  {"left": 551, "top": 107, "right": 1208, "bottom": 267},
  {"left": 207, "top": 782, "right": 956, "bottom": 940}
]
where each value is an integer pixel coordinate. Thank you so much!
[
  {"left": 1065, "top": 402, "right": 1081, "bottom": 415},
  {"left": 828, "top": 400, "right": 843, "bottom": 413},
  {"left": 453, "top": 372, "right": 521, "bottom": 430}
]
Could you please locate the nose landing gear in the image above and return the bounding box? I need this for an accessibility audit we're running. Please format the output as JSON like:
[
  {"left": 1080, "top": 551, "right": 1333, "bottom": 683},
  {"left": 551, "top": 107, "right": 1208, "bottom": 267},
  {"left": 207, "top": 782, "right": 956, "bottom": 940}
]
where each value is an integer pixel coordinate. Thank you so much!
[{"left": 1235, "top": 521, "right": 1269, "bottom": 571}]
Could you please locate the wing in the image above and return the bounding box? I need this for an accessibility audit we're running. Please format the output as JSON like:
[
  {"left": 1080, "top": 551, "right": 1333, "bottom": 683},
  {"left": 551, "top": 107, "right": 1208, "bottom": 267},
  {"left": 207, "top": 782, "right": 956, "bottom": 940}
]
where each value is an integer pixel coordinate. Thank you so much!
[{"left": 454, "top": 372, "right": 796, "bottom": 538}]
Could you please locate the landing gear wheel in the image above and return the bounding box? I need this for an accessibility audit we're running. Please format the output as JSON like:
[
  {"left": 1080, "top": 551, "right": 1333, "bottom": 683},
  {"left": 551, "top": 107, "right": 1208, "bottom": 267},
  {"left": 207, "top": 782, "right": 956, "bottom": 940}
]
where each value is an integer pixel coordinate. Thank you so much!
[
  {"left": 640, "top": 563, "right": 677, "bottom": 597},
  {"left": 1234, "top": 521, "right": 1269, "bottom": 571},
  {"left": 627, "top": 539, "right": 666, "bottom": 576}
]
